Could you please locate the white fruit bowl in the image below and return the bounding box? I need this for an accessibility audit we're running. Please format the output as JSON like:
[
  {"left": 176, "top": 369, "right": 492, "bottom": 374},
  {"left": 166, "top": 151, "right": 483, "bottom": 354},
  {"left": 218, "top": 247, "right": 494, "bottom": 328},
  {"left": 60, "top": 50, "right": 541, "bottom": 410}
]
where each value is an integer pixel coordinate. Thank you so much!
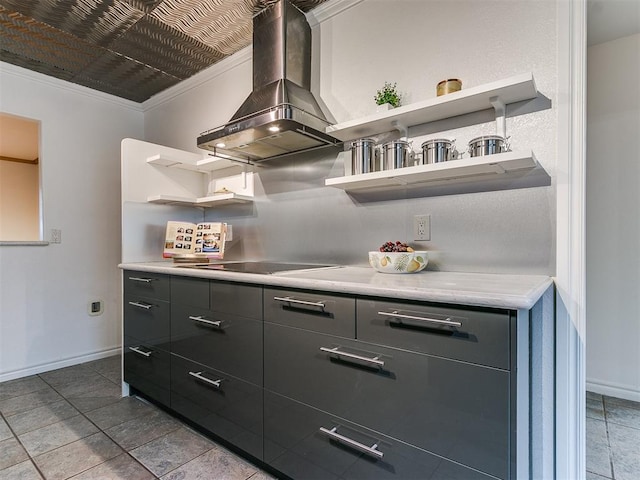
[{"left": 368, "top": 251, "right": 428, "bottom": 274}]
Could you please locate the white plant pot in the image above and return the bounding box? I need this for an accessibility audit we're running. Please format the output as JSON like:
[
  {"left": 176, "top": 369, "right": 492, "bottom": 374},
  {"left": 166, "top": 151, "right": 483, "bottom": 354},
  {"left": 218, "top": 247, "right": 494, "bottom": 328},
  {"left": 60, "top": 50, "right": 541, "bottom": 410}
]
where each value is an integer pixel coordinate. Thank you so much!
[{"left": 376, "top": 103, "right": 393, "bottom": 112}]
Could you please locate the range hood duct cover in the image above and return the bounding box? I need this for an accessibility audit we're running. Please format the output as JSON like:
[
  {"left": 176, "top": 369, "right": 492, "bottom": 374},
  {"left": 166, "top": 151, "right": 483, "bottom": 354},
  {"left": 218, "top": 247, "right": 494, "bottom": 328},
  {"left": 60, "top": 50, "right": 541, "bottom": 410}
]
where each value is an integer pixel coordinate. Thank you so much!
[{"left": 197, "top": 0, "right": 339, "bottom": 161}]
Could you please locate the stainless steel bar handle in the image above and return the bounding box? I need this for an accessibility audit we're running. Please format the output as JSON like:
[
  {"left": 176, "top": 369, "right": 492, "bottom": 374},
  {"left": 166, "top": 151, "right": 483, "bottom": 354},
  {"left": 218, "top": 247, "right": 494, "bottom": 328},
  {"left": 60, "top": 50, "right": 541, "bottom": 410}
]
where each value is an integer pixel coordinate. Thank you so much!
[
  {"left": 378, "top": 310, "right": 462, "bottom": 327},
  {"left": 128, "top": 346, "right": 152, "bottom": 357},
  {"left": 320, "top": 346, "right": 384, "bottom": 367},
  {"left": 128, "top": 301, "right": 153, "bottom": 310},
  {"left": 188, "top": 371, "right": 222, "bottom": 389},
  {"left": 319, "top": 426, "right": 384, "bottom": 459},
  {"left": 188, "top": 315, "right": 222, "bottom": 328},
  {"left": 273, "top": 296, "right": 326, "bottom": 309},
  {"left": 128, "top": 277, "right": 155, "bottom": 283}
]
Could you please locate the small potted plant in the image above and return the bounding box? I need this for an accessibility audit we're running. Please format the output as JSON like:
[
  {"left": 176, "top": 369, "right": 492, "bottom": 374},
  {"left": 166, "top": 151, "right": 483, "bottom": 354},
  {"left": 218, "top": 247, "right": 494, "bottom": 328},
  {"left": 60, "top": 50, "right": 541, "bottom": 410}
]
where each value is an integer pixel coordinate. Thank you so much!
[{"left": 374, "top": 81, "right": 401, "bottom": 111}]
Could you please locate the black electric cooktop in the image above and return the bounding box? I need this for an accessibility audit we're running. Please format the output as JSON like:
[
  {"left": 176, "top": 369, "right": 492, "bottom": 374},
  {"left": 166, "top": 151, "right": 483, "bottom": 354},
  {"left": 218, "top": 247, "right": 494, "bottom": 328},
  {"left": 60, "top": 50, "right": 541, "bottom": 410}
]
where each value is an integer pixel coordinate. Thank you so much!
[{"left": 182, "top": 262, "right": 337, "bottom": 275}]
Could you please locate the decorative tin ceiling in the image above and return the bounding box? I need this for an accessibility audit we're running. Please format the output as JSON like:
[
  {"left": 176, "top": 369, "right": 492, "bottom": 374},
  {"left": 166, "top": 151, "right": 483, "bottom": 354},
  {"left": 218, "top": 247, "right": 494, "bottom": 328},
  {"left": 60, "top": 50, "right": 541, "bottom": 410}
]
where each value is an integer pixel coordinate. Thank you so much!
[{"left": 0, "top": 0, "right": 329, "bottom": 103}]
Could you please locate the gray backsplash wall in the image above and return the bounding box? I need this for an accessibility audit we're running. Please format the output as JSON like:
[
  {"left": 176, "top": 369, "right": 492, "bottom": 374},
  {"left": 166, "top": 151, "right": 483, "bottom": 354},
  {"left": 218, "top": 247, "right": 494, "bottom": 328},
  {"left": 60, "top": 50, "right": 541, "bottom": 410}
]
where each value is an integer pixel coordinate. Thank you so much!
[{"left": 202, "top": 143, "right": 555, "bottom": 275}]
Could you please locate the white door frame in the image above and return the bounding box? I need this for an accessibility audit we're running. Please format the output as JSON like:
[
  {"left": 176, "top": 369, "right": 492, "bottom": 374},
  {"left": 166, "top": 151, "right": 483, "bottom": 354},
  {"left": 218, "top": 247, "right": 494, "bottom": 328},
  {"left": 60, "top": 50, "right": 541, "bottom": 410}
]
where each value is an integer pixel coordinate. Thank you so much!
[{"left": 555, "top": 0, "right": 587, "bottom": 478}]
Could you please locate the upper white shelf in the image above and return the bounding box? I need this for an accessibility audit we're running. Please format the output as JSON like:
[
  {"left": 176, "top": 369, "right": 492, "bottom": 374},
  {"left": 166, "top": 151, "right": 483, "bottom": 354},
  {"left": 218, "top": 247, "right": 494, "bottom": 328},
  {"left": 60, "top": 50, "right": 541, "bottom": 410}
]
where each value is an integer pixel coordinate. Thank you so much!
[
  {"left": 324, "top": 150, "right": 539, "bottom": 191},
  {"left": 326, "top": 72, "right": 538, "bottom": 142},
  {"left": 147, "top": 193, "right": 253, "bottom": 207},
  {"left": 146, "top": 154, "right": 241, "bottom": 173}
]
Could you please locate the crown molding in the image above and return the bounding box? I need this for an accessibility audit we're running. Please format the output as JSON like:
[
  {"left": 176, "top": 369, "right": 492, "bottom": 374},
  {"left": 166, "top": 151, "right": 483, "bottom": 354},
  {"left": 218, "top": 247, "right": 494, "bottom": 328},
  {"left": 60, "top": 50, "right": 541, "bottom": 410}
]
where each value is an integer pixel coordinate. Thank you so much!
[
  {"left": 0, "top": 62, "right": 143, "bottom": 112},
  {"left": 306, "top": 0, "right": 365, "bottom": 27}
]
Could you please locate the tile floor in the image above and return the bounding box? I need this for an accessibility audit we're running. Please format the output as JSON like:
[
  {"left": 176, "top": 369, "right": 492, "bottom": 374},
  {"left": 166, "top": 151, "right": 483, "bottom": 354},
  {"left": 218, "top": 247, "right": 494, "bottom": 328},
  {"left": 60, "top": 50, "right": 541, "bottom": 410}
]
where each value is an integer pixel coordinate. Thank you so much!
[
  {"left": 586, "top": 391, "right": 640, "bottom": 480},
  {"left": 0, "top": 355, "right": 276, "bottom": 480},
  {"left": 2, "top": 358, "right": 638, "bottom": 480}
]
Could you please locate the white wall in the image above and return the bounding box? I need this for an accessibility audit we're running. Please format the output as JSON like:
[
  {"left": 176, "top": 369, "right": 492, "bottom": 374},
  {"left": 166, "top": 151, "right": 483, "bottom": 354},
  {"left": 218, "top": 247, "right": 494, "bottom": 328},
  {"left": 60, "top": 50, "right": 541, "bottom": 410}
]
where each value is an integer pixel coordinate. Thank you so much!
[
  {"left": 586, "top": 33, "right": 640, "bottom": 401},
  {"left": 0, "top": 63, "right": 144, "bottom": 381},
  {"left": 0, "top": 161, "right": 40, "bottom": 241}
]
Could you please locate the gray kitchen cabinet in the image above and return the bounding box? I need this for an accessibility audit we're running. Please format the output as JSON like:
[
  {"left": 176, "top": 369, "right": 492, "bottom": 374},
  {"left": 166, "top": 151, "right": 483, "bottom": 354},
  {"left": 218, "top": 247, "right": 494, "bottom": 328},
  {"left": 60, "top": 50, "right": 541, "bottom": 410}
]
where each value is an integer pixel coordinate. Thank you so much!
[
  {"left": 123, "top": 271, "right": 171, "bottom": 406},
  {"left": 171, "top": 354, "right": 263, "bottom": 460},
  {"left": 264, "top": 390, "right": 495, "bottom": 480},
  {"left": 264, "top": 290, "right": 517, "bottom": 480},
  {"left": 122, "top": 273, "right": 523, "bottom": 479},
  {"left": 169, "top": 276, "right": 264, "bottom": 459}
]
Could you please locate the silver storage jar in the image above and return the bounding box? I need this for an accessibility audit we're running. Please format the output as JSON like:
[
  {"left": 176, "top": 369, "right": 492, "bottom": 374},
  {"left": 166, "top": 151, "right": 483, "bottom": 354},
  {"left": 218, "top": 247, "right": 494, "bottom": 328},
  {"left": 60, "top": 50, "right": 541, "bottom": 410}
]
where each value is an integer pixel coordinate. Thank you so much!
[
  {"left": 351, "top": 138, "right": 377, "bottom": 174},
  {"left": 467, "top": 135, "right": 509, "bottom": 157},
  {"left": 380, "top": 140, "right": 413, "bottom": 170},
  {"left": 421, "top": 138, "right": 456, "bottom": 164}
]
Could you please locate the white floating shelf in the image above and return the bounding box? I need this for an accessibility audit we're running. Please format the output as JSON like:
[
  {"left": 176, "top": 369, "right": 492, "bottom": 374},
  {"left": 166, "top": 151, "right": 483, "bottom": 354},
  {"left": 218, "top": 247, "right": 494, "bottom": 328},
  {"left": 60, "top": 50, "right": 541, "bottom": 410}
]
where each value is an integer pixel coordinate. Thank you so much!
[
  {"left": 147, "top": 193, "right": 253, "bottom": 207},
  {"left": 325, "top": 151, "right": 540, "bottom": 191},
  {"left": 146, "top": 154, "right": 241, "bottom": 173},
  {"left": 326, "top": 72, "right": 538, "bottom": 142}
]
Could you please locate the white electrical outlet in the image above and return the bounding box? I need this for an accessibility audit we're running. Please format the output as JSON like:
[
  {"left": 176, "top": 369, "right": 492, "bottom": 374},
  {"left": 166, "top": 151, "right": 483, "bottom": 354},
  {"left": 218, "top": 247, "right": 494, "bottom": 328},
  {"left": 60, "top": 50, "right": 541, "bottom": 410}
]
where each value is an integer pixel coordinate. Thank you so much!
[
  {"left": 50, "top": 229, "right": 62, "bottom": 243},
  {"left": 413, "top": 215, "right": 431, "bottom": 241}
]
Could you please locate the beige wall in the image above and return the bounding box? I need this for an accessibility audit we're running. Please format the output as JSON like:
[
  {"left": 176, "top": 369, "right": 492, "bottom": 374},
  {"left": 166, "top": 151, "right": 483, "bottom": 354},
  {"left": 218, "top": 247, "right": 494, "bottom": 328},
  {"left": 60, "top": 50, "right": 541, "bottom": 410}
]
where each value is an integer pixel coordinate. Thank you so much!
[{"left": 0, "top": 160, "right": 40, "bottom": 241}]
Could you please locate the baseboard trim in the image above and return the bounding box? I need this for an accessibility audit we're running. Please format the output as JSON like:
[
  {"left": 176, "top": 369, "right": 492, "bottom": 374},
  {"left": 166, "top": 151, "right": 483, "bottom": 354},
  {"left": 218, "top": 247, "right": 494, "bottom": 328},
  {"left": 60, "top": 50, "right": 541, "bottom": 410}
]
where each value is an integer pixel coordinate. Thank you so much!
[
  {"left": 586, "top": 380, "right": 640, "bottom": 403},
  {"left": 0, "top": 347, "right": 121, "bottom": 383}
]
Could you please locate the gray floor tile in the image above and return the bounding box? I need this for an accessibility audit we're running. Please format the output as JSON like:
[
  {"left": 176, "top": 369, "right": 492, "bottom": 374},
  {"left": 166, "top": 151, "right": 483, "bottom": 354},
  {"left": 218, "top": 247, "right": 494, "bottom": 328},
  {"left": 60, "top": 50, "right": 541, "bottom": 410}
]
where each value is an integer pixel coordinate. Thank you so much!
[
  {"left": 0, "top": 417, "right": 12, "bottom": 442},
  {"left": 85, "top": 396, "right": 157, "bottom": 430},
  {"left": 605, "top": 401, "right": 640, "bottom": 429},
  {"left": 0, "top": 386, "right": 63, "bottom": 417},
  {"left": 586, "top": 417, "right": 613, "bottom": 478},
  {"left": 0, "top": 376, "right": 49, "bottom": 402},
  {"left": 38, "top": 365, "right": 94, "bottom": 388},
  {"left": 588, "top": 396, "right": 605, "bottom": 421},
  {"left": 0, "top": 460, "right": 43, "bottom": 480},
  {"left": 0, "top": 436, "right": 29, "bottom": 470},
  {"left": 247, "top": 472, "right": 279, "bottom": 480},
  {"left": 130, "top": 427, "right": 215, "bottom": 477},
  {"left": 105, "top": 407, "right": 181, "bottom": 451},
  {"left": 586, "top": 472, "right": 611, "bottom": 480},
  {"left": 5, "top": 400, "right": 79, "bottom": 436},
  {"left": 83, "top": 356, "right": 121, "bottom": 385},
  {"left": 65, "top": 382, "right": 122, "bottom": 413},
  {"left": 608, "top": 422, "right": 640, "bottom": 480},
  {"left": 587, "top": 391, "right": 604, "bottom": 402},
  {"left": 161, "top": 444, "right": 258, "bottom": 480},
  {"left": 33, "top": 432, "right": 122, "bottom": 480},
  {"left": 68, "top": 453, "right": 154, "bottom": 480},
  {"left": 51, "top": 373, "right": 117, "bottom": 398},
  {"left": 18, "top": 414, "right": 99, "bottom": 457},
  {"left": 604, "top": 396, "right": 640, "bottom": 410}
]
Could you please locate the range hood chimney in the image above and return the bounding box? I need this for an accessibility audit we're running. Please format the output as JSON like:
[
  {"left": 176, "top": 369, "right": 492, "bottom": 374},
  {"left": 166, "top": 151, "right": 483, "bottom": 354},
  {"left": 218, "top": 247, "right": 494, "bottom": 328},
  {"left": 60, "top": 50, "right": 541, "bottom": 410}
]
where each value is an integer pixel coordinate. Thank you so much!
[{"left": 197, "top": 0, "right": 339, "bottom": 161}]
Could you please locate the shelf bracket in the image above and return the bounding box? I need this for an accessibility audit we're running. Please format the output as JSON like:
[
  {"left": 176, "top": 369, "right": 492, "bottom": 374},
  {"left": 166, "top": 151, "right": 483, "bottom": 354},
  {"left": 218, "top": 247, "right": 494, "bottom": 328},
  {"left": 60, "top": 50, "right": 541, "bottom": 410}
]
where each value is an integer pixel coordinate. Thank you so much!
[
  {"left": 391, "top": 120, "right": 408, "bottom": 141},
  {"left": 490, "top": 96, "right": 507, "bottom": 140}
]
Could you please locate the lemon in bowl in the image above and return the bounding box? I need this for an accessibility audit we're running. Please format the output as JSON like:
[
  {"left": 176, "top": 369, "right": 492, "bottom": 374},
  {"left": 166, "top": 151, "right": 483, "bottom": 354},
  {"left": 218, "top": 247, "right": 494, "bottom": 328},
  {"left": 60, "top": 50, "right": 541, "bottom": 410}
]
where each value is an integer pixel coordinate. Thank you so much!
[{"left": 368, "top": 251, "right": 428, "bottom": 274}]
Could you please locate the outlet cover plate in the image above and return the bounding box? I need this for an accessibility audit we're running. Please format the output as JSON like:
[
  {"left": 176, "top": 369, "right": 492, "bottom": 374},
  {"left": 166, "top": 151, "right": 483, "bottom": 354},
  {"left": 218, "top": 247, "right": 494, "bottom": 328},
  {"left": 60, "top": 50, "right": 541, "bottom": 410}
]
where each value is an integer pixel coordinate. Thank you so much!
[{"left": 413, "top": 215, "right": 430, "bottom": 241}]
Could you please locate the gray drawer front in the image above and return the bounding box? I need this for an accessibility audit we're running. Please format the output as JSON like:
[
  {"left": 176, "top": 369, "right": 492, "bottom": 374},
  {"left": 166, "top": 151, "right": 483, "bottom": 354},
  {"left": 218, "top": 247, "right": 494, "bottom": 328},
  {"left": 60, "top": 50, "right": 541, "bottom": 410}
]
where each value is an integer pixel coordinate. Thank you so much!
[
  {"left": 264, "top": 391, "right": 494, "bottom": 480},
  {"left": 123, "top": 336, "right": 170, "bottom": 407},
  {"left": 124, "top": 271, "right": 170, "bottom": 301},
  {"left": 171, "top": 303, "right": 263, "bottom": 386},
  {"left": 170, "top": 355, "right": 263, "bottom": 460},
  {"left": 210, "top": 281, "right": 262, "bottom": 320},
  {"left": 358, "top": 299, "right": 511, "bottom": 369},
  {"left": 124, "top": 295, "right": 170, "bottom": 349},
  {"left": 171, "top": 276, "right": 209, "bottom": 309},
  {"left": 265, "top": 323, "right": 510, "bottom": 479},
  {"left": 264, "top": 288, "right": 355, "bottom": 337}
]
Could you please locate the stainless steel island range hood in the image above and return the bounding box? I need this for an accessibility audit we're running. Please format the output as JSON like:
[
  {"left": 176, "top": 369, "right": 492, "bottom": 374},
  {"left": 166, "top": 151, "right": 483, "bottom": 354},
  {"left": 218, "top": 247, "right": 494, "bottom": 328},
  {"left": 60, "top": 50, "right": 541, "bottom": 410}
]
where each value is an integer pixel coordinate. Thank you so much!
[{"left": 197, "top": 0, "right": 339, "bottom": 161}]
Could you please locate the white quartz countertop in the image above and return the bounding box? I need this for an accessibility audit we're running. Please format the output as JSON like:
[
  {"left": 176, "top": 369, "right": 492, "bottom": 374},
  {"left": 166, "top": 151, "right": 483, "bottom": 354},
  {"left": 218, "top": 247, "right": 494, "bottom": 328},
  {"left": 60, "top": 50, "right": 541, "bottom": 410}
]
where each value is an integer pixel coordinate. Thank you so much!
[{"left": 119, "top": 262, "right": 553, "bottom": 310}]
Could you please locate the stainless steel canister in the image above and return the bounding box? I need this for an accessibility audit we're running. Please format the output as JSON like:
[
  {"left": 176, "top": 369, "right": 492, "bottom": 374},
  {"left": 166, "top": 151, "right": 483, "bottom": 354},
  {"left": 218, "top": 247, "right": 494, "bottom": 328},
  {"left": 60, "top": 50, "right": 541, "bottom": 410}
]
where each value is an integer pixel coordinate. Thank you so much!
[
  {"left": 467, "top": 135, "right": 509, "bottom": 157},
  {"left": 421, "top": 138, "right": 456, "bottom": 164},
  {"left": 351, "top": 138, "right": 377, "bottom": 174},
  {"left": 380, "top": 140, "right": 413, "bottom": 170}
]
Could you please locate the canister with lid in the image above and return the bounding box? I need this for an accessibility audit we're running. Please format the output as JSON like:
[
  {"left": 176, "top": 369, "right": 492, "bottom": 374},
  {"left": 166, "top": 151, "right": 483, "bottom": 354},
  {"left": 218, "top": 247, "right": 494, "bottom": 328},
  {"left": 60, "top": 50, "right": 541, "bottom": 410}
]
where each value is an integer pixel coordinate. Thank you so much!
[
  {"left": 350, "top": 138, "right": 377, "bottom": 174},
  {"left": 421, "top": 138, "right": 457, "bottom": 164},
  {"left": 381, "top": 140, "right": 413, "bottom": 170}
]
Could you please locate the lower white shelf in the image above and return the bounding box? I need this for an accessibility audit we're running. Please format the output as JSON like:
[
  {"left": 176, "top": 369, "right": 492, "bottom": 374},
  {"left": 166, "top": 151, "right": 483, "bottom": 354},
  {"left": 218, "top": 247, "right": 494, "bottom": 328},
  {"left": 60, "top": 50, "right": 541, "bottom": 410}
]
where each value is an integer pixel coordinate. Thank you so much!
[
  {"left": 325, "top": 150, "right": 540, "bottom": 191},
  {"left": 147, "top": 193, "right": 253, "bottom": 207}
]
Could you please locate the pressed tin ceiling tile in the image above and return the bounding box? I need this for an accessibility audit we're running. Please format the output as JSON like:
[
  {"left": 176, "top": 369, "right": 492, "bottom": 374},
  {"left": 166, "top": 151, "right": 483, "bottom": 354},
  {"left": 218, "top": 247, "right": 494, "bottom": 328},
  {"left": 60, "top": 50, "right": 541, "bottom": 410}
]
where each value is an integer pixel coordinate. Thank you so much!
[
  {"left": 78, "top": 50, "right": 181, "bottom": 101},
  {"left": 0, "top": 0, "right": 331, "bottom": 102},
  {"left": 108, "top": 14, "right": 225, "bottom": 79},
  {"left": 0, "top": 7, "right": 100, "bottom": 74}
]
